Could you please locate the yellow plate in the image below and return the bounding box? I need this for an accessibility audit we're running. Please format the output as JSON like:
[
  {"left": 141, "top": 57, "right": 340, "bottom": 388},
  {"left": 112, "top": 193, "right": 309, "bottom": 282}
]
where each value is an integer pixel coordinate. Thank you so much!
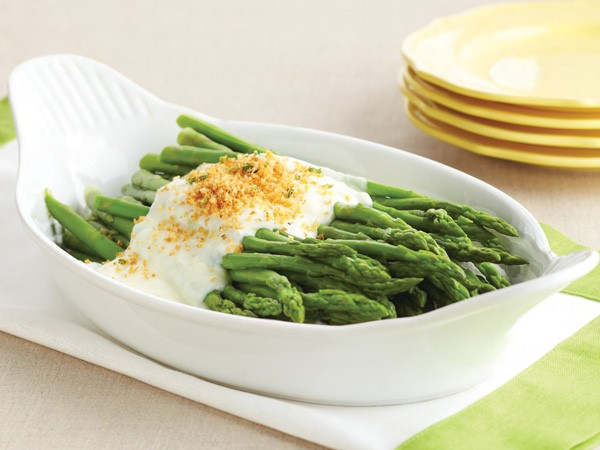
[
  {"left": 404, "top": 101, "right": 600, "bottom": 169},
  {"left": 402, "top": 1, "right": 600, "bottom": 108},
  {"left": 402, "top": 68, "right": 600, "bottom": 130},
  {"left": 401, "top": 81, "right": 600, "bottom": 149}
]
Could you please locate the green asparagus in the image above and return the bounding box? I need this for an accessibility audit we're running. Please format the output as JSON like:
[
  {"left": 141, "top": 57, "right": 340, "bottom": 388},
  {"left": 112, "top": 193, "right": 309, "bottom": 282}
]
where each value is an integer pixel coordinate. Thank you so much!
[
  {"left": 160, "top": 145, "right": 236, "bottom": 166},
  {"left": 177, "top": 114, "right": 268, "bottom": 154},
  {"left": 229, "top": 269, "right": 304, "bottom": 323},
  {"left": 177, "top": 127, "right": 233, "bottom": 151},
  {"left": 44, "top": 189, "right": 122, "bottom": 261},
  {"left": 139, "top": 153, "right": 194, "bottom": 176},
  {"left": 131, "top": 169, "right": 170, "bottom": 191}
]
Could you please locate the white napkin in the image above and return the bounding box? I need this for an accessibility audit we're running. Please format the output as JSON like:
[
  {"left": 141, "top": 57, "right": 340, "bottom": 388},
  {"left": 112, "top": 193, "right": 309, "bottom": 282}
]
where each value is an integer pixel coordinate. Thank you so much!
[{"left": 2, "top": 142, "right": 599, "bottom": 450}]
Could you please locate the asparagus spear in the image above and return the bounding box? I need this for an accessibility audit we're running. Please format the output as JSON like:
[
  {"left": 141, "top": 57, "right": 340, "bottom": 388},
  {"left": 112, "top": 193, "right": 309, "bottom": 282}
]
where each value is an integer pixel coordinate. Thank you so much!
[
  {"left": 374, "top": 197, "right": 519, "bottom": 237},
  {"left": 139, "top": 153, "right": 194, "bottom": 176},
  {"left": 301, "top": 290, "right": 392, "bottom": 324},
  {"left": 254, "top": 228, "right": 293, "bottom": 242},
  {"left": 322, "top": 239, "right": 465, "bottom": 280},
  {"left": 316, "top": 224, "right": 371, "bottom": 241},
  {"left": 366, "top": 181, "right": 424, "bottom": 199},
  {"left": 159, "top": 145, "right": 236, "bottom": 166},
  {"left": 282, "top": 271, "right": 422, "bottom": 297},
  {"left": 85, "top": 187, "right": 134, "bottom": 238},
  {"left": 204, "top": 290, "right": 257, "bottom": 318},
  {"left": 242, "top": 235, "right": 355, "bottom": 258},
  {"left": 94, "top": 195, "right": 150, "bottom": 219},
  {"left": 372, "top": 203, "right": 466, "bottom": 237},
  {"left": 131, "top": 169, "right": 170, "bottom": 191},
  {"left": 237, "top": 282, "right": 395, "bottom": 324},
  {"left": 222, "top": 253, "right": 345, "bottom": 278},
  {"left": 477, "top": 263, "right": 511, "bottom": 289},
  {"left": 333, "top": 203, "right": 410, "bottom": 230},
  {"left": 324, "top": 221, "right": 430, "bottom": 251},
  {"left": 235, "top": 282, "right": 278, "bottom": 299},
  {"left": 120, "top": 184, "right": 156, "bottom": 205},
  {"left": 242, "top": 236, "right": 391, "bottom": 283},
  {"left": 120, "top": 195, "right": 144, "bottom": 205},
  {"left": 177, "top": 114, "right": 268, "bottom": 154},
  {"left": 63, "top": 248, "right": 104, "bottom": 264},
  {"left": 393, "top": 286, "right": 428, "bottom": 317},
  {"left": 177, "top": 127, "right": 233, "bottom": 152},
  {"left": 430, "top": 234, "right": 502, "bottom": 263},
  {"left": 62, "top": 229, "right": 96, "bottom": 254},
  {"left": 462, "top": 268, "right": 496, "bottom": 295},
  {"left": 44, "top": 189, "right": 122, "bottom": 261},
  {"left": 86, "top": 220, "right": 129, "bottom": 247},
  {"left": 222, "top": 285, "right": 282, "bottom": 317},
  {"left": 229, "top": 269, "right": 304, "bottom": 323}
]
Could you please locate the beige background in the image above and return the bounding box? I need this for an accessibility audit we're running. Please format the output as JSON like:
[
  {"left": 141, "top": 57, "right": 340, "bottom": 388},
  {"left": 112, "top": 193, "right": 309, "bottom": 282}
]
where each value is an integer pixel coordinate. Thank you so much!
[{"left": 1, "top": 0, "right": 599, "bottom": 448}]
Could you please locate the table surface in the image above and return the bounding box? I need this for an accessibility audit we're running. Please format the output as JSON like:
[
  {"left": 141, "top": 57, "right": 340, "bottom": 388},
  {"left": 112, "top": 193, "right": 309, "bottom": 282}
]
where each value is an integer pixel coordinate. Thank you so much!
[{"left": 2, "top": 0, "right": 599, "bottom": 447}]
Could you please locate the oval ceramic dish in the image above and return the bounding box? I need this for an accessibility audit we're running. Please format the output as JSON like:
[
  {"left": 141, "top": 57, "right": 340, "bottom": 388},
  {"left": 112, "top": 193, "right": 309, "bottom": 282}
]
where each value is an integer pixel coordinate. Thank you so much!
[
  {"left": 404, "top": 102, "right": 600, "bottom": 169},
  {"left": 402, "top": 69, "right": 600, "bottom": 130},
  {"left": 10, "top": 55, "right": 599, "bottom": 406},
  {"left": 402, "top": 1, "right": 600, "bottom": 108}
]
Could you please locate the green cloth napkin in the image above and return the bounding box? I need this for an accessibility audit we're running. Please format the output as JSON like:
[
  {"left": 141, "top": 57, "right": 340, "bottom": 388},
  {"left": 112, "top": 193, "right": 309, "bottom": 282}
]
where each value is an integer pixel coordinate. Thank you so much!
[
  {"left": 398, "top": 227, "right": 600, "bottom": 450},
  {"left": 541, "top": 224, "right": 600, "bottom": 301},
  {"left": 0, "top": 96, "right": 15, "bottom": 147}
]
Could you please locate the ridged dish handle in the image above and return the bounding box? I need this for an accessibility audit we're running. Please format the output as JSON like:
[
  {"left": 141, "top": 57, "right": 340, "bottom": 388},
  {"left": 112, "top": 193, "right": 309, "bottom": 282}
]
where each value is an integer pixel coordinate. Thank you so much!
[{"left": 8, "top": 55, "right": 163, "bottom": 148}]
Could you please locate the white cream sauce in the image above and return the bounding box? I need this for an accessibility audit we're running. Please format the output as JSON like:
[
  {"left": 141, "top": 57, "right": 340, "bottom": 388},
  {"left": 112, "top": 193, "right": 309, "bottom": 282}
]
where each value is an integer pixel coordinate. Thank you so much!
[{"left": 97, "top": 155, "right": 370, "bottom": 306}]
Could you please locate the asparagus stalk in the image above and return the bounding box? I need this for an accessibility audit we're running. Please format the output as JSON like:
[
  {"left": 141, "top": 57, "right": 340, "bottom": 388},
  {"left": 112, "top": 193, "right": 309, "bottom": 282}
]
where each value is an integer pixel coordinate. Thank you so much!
[
  {"left": 254, "top": 228, "right": 297, "bottom": 242},
  {"left": 86, "top": 220, "right": 129, "bottom": 248},
  {"left": 241, "top": 235, "right": 355, "bottom": 259},
  {"left": 222, "top": 253, "right": 345, "bottom": 278},
  {"left": 477, "top": 263, "right": 511, "bottom": 289},
  {"left": 131, "top": 169, "right": 170, "bottom": 191},
  {"left": 324, "top": 221, "right": 429, "bottom": 251},
  {"left": 282, "top": 271, "right": 422, "bottom": 297},
  {"left": 430, "top": 234, "right": 502, "bottom": 263},
  {"left": 229, "top": 269, "right": 304, "bottom": 323},
  {"left": 222, "top": 285, "right": 282, "bottom": 317},
  {"left": 366, "top": 181, "right": 424, "bottom": 199},
  {"left": 316, "top": 225, "right": 371, "bottom": 241},
  {"left": 44, "top": 189, "right": 122, "bottom": 261},
  {"left": 139, "top": 153, "right": 194, "bottom": 176},
  {"left": 374, "top": 197, "right": 519, "bottom": 237},
  {"left": 159, "top": 145, "right": 236, "bottom": 166},
  {"left": 120, "top": 184, "right": 156, "bottom": 205},
  {"left": 242, "top": 236, "right": 391, "bottom": 283},
  {"left": 63, "top": 248, "right": 104, "bottom": 264},
  {"left": 333, "top": 203, "right": 410, "bottom": 230},
  {"left": 204, "top": 290, "right": 257, "bottom": 317},
  {"left": 177, "top": 114, "right": 268, "bottom": 154},
  {"left": 85, "top": 187, "right": 135, "bottom": 238},
  {"left": 62, "top": 229, "right": 96, "bottom": 254},
  {"left": 301, "top": 290, "right": 392, "bottom": 324},
  {"left": 94, "top": 195, "right": 150, "bottom": 220},
  {"left": 120, "top": 195, "right": 144, "bottom": 205},
  {"left": 177, "top": 127, "right": 233, "bottom": 152},
  {"left": 322, "top": 239, "right": 465, "bottom": 280},
  {"left": 372, "top": 203, "right": 466, "bottom": 237}
]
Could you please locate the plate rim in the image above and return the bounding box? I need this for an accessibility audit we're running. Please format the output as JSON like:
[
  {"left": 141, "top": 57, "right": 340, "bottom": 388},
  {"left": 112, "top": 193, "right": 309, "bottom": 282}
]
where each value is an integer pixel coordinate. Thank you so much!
[{"left": 402, "top": 0, "right": 600, "bottom": 108}]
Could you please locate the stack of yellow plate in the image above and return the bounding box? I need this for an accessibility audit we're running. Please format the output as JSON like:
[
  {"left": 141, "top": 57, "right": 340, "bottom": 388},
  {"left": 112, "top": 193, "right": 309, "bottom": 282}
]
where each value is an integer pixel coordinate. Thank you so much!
[{"left": 400, "top": 1, "right": 600, "bottom": 169}]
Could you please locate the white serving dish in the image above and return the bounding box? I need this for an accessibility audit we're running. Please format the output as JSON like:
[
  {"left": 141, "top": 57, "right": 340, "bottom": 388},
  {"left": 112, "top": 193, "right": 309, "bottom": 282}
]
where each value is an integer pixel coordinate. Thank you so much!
[{"left": 9, "top": 55, "right": 598, "bottom": 406}]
